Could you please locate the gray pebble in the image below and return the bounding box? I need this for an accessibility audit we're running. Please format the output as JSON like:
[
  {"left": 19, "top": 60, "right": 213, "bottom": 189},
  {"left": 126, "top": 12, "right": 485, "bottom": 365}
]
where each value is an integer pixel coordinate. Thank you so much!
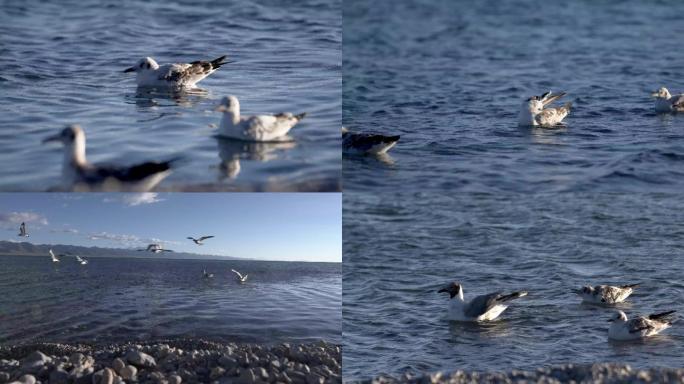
[
  {"left": 112, "top": 358, "right": 125, "bottom": 374},
  {"left": 120, "top": 365, "right": 137, "bottom": 380},
  {"left": 126, "top": 350, "right": 156, "bottom": 368}
]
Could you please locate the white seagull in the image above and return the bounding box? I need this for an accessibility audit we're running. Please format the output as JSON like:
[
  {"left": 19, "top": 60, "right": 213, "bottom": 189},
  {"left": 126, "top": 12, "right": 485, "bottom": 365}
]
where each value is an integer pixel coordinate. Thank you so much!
[
  {"left": 203, "top": 269, "right": 214, "bottom": 279},
  {"left": 138, "top": 244, "right": 174, "bottom": 254},
  {"left": 651, "top": 87, "right": 684, "bottom": 113},
  {"left": 231, "top": 269, "right": 248, "bottom": 283},
  {"left": 438, "top": 282, "right": 528, "bottom": 322},
  {"left": 18, "top": 222, "right": 29, "bottom": 237},
  {"left": 43, "top": 125, "right": 179, "bottom": 192},
  {"left": 574, "top": 283, "right": 639, "bottom": 305},
  {"left": 608, "top": 310, "right": 676, "bottom": 341},
  {"left": 342, "top": 127, "right": 400, "bottom": 155},
  {"left": 187, "top": 236, "right": 215, "bottom": 245},
  {"left": 124, "top": 55, "right": 229, "bottom": 89},
  {"left": 518, "top": 91, "right": 572, "bottom": 127},
  {"left": 216, "top": 96, "right": 306, "bottom": 142},
  {"left": 49, "top": 249, "right": 60, "bottom": 263},
  {"left": 75, "top": 255, "right": 89, "bottom": 265}
]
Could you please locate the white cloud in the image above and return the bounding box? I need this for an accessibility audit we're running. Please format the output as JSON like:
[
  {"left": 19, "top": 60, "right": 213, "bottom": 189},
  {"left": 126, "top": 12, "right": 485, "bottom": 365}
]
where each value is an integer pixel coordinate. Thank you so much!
[
  {"left": 104, "top": 193, "right": 165, "bottom": 207},
  {"left": 86, "top": 231, "right": 180, "bottom": 247},
  {"left": 0, "top": 212, "right": 48, "bottom": 229}
]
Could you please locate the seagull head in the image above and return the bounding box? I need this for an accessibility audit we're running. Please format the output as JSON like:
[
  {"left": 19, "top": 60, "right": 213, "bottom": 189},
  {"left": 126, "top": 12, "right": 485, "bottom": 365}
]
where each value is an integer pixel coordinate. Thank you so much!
[
  {"left": 42, "top": 125, "right": 84, "bottom": 146},
  {"left": 522, "top": 96, "right": 544, "bottom": 113},
  {"left": 124, "top": 57, "right": 159, "bottom": 73},
  {"left": 651, "top": 87, "right": 671, "bottom": 99},
  {"left": 608, "top": 311, "right": 628, "bottom": 322},
  {"left": 438, "top": 282, "right": 462, "bottom": 299},
  {"left": 216, "top": 95, "right": 240, "bottom": 113},
  {"left": 574, "top": 286, "right": 593, "bottom": 295}
]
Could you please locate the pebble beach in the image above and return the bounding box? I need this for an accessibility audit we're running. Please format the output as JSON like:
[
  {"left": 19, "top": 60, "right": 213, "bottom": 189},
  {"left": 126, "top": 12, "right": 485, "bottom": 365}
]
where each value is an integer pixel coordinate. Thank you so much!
[{"left": 0, "top": 339, "right": 340, "bottom": 384}]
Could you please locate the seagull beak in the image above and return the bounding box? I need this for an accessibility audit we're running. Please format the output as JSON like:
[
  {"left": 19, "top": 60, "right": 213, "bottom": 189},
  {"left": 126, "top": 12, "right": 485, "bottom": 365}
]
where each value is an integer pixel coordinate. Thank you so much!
[
  {"left": 42, "top": 134, "right": 62, "bottom": 144},
  {"left": 650, "top": 91, "right": 660, "bottom": 97},
  {"left": 123, "top": 67, "right": 136, "bottom": 73},
  {"left": 215, "top": 105, "right": 228, "bottom": 112}
]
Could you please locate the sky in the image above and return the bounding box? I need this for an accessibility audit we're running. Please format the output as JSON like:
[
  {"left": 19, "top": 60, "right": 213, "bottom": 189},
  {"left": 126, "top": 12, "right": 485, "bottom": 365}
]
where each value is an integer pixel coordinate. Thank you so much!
[{"left": 0, "top": 193, "right": 341, "bottom": 262}]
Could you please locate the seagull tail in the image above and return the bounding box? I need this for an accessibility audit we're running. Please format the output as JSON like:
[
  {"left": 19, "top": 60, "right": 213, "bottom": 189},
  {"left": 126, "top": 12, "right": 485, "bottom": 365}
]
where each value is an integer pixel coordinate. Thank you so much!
[
  {"left": 211, "top": 55, "right": 229, "bottom": 69},
  {"left": 562, "top": 101, "right": 572, "bottom": 112},
  {"left": 384, "top": 135, "right": 400, "bottom": 144},
  {"left": 621, "top": 283, "right": 640, "bottom": 289},
  {"left": 498, "top": 291, "right": 528, "bottom": 303},
  {"left": 649, "top": 310, "right": 676, "bottom": 322},
  {"left": 294, "top": 112, "right": 307, "bottom": 121}
]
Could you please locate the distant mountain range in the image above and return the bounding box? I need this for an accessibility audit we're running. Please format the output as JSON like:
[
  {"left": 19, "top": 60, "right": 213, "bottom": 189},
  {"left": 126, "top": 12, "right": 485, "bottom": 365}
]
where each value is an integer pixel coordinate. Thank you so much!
[{"left": 0, "top": 241, "right": 244, "bottom": 260}]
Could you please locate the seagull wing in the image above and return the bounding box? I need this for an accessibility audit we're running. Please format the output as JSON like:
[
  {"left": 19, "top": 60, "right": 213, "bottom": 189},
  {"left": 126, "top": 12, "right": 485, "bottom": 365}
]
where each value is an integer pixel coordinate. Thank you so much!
[
  {"left": 83, "top": 158, "right": 180, "bottom": 183},
  {"left": 198, "top": 236, "right": 214, "bottom": 241},
  {"left": 231, "top": 269, "right": 244, "bottom": 279},
  {"left": 161, "top": 56, "right": 228, "bottom": 84},
  {"left": 627, "top": 317, "right": 655, "bottom": 334},
  {"left": 464, "top": 292, "right": 502, "bottom": 318},
  {"left": 187, "top": 237, "right": 196, "bottom": 241},
  {"left": 671, "top": 94, "right": 684, "bottom": 108},
  {"left": 343, "top": 132, "right": 400, "bottom": 153},
  {"left": 541, "top": 92, "right": 566, "bottom": 107}
]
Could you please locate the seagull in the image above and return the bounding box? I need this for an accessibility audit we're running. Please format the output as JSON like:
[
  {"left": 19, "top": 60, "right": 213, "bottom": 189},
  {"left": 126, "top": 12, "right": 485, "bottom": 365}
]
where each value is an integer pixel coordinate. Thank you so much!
[
  {"left": 231, "top": 269, "right": 248, "bottom": 283},
  {"left": 608, "top": 310, "right": 676, "bottom": 341},
  {"left": 43, "top": 125, "right": 180, "bottom": 192},
  {"left": 518, "top": 91, "right": 572, "bottom": 127},
  {"left": 574, "top": 283, "right": 639, "bottom": 305},
  {"left": 138, "top": 244, "right": 174, "bottom": 253},
  {"left": 342, "top": 127, "right": 400, "bottom": 155},
  {"left": 203, "top": 269, "right": 214, "bottom": 279},
  {"left": 18, "top": 222, "right": 29, "bottom": 237},
  {"left": 187, "top": 236, "right": 215, "bottom": 245},
  {"left": 124, "top": 55, "right": 230, "bottom": 89},
  {"left": 215, "top": 96, "right": 306, "bottom": 141},
  {"left": 651, "top": 87, "right": 684, "bottom": 113},
  {"left": 438, "top": 282, "right": 528, "bottom": 322},
  {"left": 75, "top": 255, "right": 89, "bottom": 265},
  {"left": 49, "top": 249, "right": 60, "bottom": 263}
]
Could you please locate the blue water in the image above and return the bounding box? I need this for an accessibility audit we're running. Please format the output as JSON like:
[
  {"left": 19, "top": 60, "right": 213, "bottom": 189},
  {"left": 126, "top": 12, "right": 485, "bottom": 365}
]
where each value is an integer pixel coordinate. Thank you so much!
[
  {"left": 343, "top": 0, "right": 684, "bottom": 193},
  {"left": 0, "top": 0, "right": 341, "bottom": 192},
  {"left": 0, "top": 256, "right": 341, "bottom": 345},
  {"left": 343, "top": 192, "right": 684, "bottom": 379}
]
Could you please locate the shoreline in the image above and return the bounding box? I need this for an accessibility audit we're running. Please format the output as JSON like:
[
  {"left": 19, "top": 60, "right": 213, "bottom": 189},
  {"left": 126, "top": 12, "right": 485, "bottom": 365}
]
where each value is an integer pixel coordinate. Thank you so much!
[
  {"left": 356, "top": 364, "right": 684, "bottom": 384},
  {"left": 0, "top": 339, "right": 340, "bottom": 384}
]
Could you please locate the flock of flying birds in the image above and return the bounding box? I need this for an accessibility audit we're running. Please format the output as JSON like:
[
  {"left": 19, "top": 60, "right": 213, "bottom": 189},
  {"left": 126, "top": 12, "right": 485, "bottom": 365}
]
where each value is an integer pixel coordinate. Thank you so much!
[
  {"left": 42, "top": 55, "right": 307, "bottom": 192},
  {"left": 18, "top": 222, "right": 248, "bottom": 283},
  {"left": 342, "top": 88, "right": 684, "bottom": 157},
  {"left": 438, "top": 281, "right": 675, "bottom": 341}
]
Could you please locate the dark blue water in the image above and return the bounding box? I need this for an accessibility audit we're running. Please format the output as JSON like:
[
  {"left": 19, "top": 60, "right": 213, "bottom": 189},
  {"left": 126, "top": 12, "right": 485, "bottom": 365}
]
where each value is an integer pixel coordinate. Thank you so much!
[
  {"left": 0, "top": 256, "right": 341, "bottom": 345},
  {"left": 343, "top": 192, "right": 684, "bottom": 379},
  {"left": 0, "top": 0, "right": 341, "bottom": 192},
  {"left": 343, "top": 0, "right": 684, "bottom": 193}
]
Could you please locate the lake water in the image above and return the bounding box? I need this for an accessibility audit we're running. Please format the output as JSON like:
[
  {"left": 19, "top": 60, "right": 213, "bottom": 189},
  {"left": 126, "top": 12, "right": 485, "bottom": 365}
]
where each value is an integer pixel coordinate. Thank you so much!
[
  {"left": 0, "top": 0, "right": 341, "bottom": 192},
  {"left": 0, "top": 256, "right": 341, "bottom": 345},
  {"left": 343, "top": 192, "right": 684, "bottom": 380},
  {"left": 343, "top": 0, "right": 684, "bottom": 194}
]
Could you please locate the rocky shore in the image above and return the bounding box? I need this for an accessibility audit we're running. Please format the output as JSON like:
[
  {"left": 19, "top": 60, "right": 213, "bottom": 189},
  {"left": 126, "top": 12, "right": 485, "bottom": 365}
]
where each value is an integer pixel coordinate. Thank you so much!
[
  {"left": 0, "top": 339, "right": 340, "bottom": 384},
  {"left": 360, "top": 364, "right": 684, "bottom": 384}
]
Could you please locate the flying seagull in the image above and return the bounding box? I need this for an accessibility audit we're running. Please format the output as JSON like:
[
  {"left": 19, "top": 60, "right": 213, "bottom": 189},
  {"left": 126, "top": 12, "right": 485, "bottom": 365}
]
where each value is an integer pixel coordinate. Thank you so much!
[
  {"left": 203, "top": 269, "right": 214, "bottom": 279},
  {"left": 124, "top": 55, "right": 230, "bottom": 89},
  {"left": 608, "top": 310, "right": 676, "bottom": 341},
  {"left": 187, "top": 236, "right": 215, "bottom": 245},
  {"left": 138, "top": 244, "right": 174, "bottom": 253},
  {"left": 438, "top": 282, "right": 528, "bottom": 322},
  {"left": 574, "top": 283, "right": 639, "bottom": 305},
  {"left": 43, "top": 125, "right": 180, "bottom": 192},
  {"left": 231, "top": 269, "right": 248, "bottom": 283},
  {"left": 518, "top": 91, "right": 572, "bottom": 127},
  {"left": 18, "top": 222, "right": 29, "bottom": 237},
  {"left": 216, "top": 95, "right": 306, "bottom": 141},
  {"left": 651, "top": 87, "right": 684, "bottom": 113},
  {"left": 75, "top": 255, "right": 89, "bottom": 265},
  {"left": 49, "top": 249, "right": 60, "bottom": 263},
  {"left": 342, "top": 127, "right": 400, "bottom": 155}
]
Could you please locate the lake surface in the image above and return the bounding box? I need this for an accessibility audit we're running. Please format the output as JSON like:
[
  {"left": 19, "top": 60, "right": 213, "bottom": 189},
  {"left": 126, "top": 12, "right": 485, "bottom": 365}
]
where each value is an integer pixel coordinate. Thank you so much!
[
  {"left": 0, "top": 256, "right": 341, "bottom": 345},
  {"left": 343, "top": 192, "right": 684, "bottom": 380},
  {"left": 343, "top": 0, "right": 684, "bottom": 193},
  {"left": 0, "top": 0, "right": 341, "bottom": 192}
]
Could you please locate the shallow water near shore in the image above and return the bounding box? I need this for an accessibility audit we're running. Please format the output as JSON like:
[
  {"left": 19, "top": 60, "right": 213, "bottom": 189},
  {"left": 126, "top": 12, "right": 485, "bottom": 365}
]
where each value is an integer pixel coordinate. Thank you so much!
[
  {"left": 343, "top": 192, "right": 684, "bottom": 380},
  {"left": 343, "top": 0, "right": 684, "bottom": 193},
  {"left": 0, "top": 256, "right": 341, "bottom": 345},
  {"left": 0, "top": 0, "right": 341, "bottom": 192}
]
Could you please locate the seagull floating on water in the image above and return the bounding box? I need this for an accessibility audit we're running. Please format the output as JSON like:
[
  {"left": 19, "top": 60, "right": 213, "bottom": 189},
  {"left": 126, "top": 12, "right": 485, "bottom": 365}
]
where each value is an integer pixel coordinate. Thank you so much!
[
  {"left": 75, "top": 255, "right": 89, "bottom": 265},
  {"left": 138, "top": 244, "right": 174, "bottom": 254},
  {"left": 342, "top": 127, "right": 400, "bottom": 155},
  {"left": 651, "top": 87, "right": 684, "bottom": 113},
  {"left": 608, "top": 310, "right": 676, "bottom": 341},
  {"left": 216, "top": 96, "right": 306, "bottom": 142},
  {"left": 49, "top": 249, "right": 60, "bottom": 263},
  {"left": 187, "top": 236, "right": 214, "bottom": 245},
  {"left": 574, "top": 283, "right": 639, "bottom": 305},
  {"left": 124, "top": 55, "right": 229, "bottom": 89},
  {"left": 438, "top": 282, "right": 528, "bottom": 322},
  {"left": 203, "top": 269, "right": 214, "bottom": 279},
  {"left": 18, "top": 222, "right": 29, "bottom": 237},
  {"left": 231, "top": 269, "right": 248, "bottom": 283},
  {"left": 43, "top": 125, "right": 179, "bottom": 192},
  {"left": 518, "top": 91, "right": 572, "bottom": 127}
]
